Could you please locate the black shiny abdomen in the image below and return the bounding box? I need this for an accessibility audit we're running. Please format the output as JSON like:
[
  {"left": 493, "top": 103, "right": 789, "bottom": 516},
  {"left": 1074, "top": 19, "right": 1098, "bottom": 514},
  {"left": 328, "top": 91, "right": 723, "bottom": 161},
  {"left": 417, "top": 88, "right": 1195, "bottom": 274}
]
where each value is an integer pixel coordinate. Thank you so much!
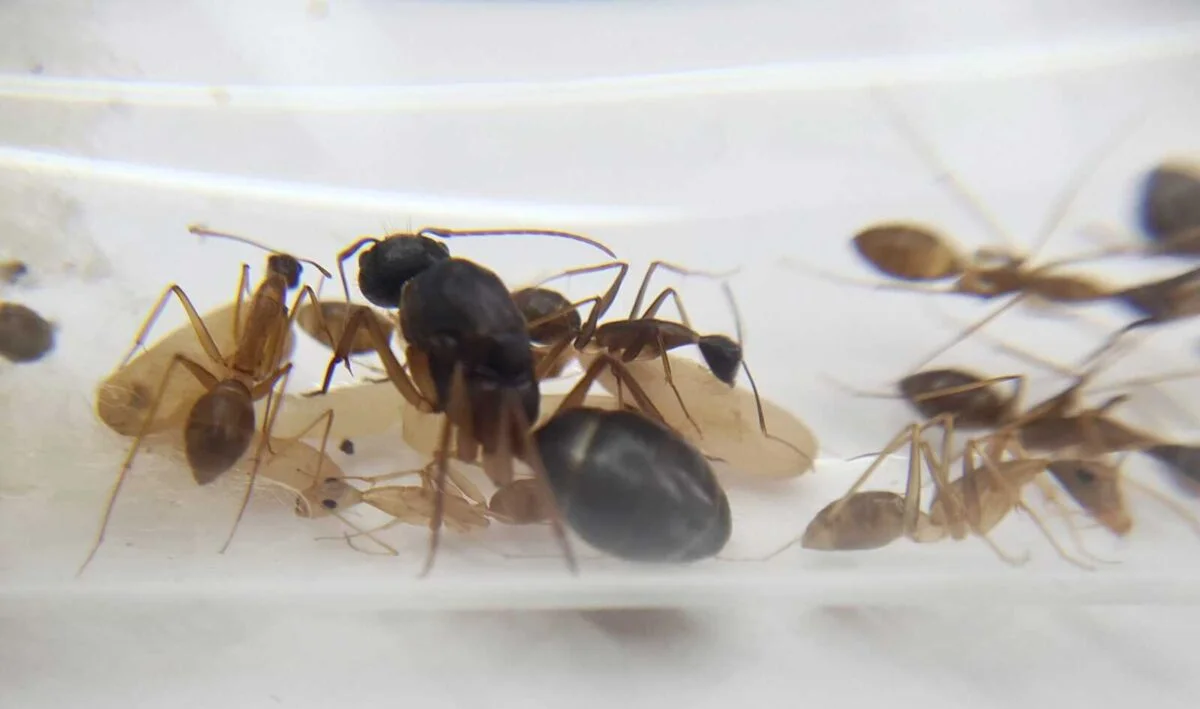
[{"left": 535, "top": 408, "right": 731, "bottom": 562}]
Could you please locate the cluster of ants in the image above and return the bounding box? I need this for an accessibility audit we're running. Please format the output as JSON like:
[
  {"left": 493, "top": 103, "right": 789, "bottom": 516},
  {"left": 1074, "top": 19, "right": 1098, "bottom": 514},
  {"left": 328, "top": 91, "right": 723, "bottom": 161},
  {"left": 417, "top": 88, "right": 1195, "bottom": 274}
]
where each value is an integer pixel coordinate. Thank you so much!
[
  {"left": 80, "top": 224, "right": 816, "bottom": 576},
  {"left": 31, "top": 99, "right": 1197, "bottom": 576},
  {"left": 777, "top": 135, "right": 1200, "bottom": 569}
]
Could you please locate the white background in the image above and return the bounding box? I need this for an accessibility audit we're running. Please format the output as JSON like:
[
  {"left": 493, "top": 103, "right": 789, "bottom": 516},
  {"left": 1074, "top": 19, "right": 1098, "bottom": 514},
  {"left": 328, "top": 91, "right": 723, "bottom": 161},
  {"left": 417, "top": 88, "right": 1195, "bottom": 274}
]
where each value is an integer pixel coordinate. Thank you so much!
[{"left": 4, "top": 1, "right": 1200, "bottom": 707}]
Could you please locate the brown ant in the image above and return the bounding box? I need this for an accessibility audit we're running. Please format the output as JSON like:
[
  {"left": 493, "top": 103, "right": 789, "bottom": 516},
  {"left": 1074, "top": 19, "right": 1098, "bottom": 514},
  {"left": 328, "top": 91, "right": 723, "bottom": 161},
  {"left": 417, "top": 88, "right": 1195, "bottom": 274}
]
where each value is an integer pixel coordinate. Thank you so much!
[
  {"left": 515, "top": 261, "right": 812, "bottom": 471},
  {"left": 783, "top": 416, "right": 1091, "bottom": 567},
  {"left": 79, "top": 226, "right": 342, "bottom": 573},
  {"left": 785, "top": 92, "right": 1146, "bottom": 371}
]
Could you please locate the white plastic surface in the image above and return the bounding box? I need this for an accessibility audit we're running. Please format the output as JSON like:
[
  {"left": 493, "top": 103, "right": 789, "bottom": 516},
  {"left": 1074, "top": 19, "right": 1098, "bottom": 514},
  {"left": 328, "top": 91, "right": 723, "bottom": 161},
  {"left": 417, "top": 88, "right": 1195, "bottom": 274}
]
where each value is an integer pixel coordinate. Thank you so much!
[{"left": 6, "top": 5, "right": 1200, "bottom": 698}]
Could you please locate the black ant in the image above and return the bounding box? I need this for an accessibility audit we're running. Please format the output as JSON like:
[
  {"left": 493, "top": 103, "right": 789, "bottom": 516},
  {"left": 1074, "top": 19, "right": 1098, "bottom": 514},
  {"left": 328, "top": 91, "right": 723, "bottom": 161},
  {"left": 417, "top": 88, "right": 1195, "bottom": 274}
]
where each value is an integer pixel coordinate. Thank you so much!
[{"left": 312, "top": 226, "right": 617, "bottom": 575}]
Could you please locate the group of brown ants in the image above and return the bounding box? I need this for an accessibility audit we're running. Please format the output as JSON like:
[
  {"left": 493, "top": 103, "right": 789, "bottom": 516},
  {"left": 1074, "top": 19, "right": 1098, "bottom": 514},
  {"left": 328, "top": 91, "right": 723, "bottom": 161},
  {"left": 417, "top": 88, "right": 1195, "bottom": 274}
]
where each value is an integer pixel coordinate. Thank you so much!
[{"left": 6, "top": 134, "right": 1200, "bottom": 578}]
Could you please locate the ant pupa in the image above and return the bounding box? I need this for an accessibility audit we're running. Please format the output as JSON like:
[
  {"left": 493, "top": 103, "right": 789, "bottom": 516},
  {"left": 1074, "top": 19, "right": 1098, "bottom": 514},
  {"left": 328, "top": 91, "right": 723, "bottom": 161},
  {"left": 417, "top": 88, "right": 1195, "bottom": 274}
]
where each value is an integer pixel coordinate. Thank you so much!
[
  {"left": 0, "top": 301, "right": 56, "bottom": 363},
  {"left": 80, "top": 227, "right": 340, "bottom": 573}
]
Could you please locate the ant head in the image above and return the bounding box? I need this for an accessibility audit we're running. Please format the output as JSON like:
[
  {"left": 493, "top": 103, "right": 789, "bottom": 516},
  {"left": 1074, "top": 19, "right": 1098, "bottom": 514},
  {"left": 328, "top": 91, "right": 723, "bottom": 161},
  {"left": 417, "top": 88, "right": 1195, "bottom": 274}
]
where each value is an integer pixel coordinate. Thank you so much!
[
  {"left": 267, "top": 253, "right": 303, "bottom": 289},
  {"left": 512, "top": 287, "right": 581, "bottom": 344},
  {"left": 697, "top": 334, "right": 741, "bottom": 386},
  {"left": 357, "top": 235, "right": 451, "bottom": 308}
]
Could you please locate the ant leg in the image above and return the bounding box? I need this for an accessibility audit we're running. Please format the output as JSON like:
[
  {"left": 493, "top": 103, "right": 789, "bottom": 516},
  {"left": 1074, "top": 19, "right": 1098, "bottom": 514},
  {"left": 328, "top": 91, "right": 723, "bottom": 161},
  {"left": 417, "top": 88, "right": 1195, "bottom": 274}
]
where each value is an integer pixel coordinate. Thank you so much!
[
  {"left": 507, "top": 388, "right": 578, "bottom": 576},
  {"left": 78, "top": 353, "right": 218, "bottom": 575},
  {"left": 335, "top": 237, "right": 379, "bottom": 303},
  {"left": 828, "top": 425, "right": 921, "bottom": 519},
  {"left": 118, "top": 285, "right": 229, "bottom": 372},
  {"left": 627, "top": 261, "right": 738, "bottom": 321},
  {"left": 740, "top": 360, "right": 813, "bottom": 469},
  {"left": 554, "top": 354, "right": 670, "bottom": 428},
  {"left": 1014, "top": 496, "right": 1094, "bottom": 570},
  {"left": 531, "top": 261, "right": 629, "bottom": 348},
  {"left": 905, "top": 294, "right": 1027, "bottom": 374},
  {"left": 218, "top": 364, "right": 296, "bottom": 553},
  {"left": 647, "top": 330, "right": 702, "bottom": 436},
  {"left": 315, "top": 514, "right": 401, "bottom": 556},
  {"left": 310, "top": 308, "right": 432, "bottom": 412},
  {"left": 780, "top": 256, "right": 956, "bottom": 295},
  {"left": 232, "top": 263, "right": 251, "bottom": 344},
  {"left": 1033, "top": 476, "right": 1118, "bottom": 565},
  {"left": 534, "top": 338, "right": 575, "bottom": 381},
  {"left": 637, "top": 287, "right": 692, "bottom": 327},
  {"left": 419, "top": 366, "right": 468, "bottom": 579}
]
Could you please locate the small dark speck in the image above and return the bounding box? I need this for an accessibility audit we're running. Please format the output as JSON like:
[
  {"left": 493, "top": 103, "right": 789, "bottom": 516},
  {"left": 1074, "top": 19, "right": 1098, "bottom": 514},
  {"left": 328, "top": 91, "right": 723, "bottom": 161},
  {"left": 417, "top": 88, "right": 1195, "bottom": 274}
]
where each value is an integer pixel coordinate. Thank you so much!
[
  {"left": 30, "top": 63, "right": 44, "bottom": 75},
  {"left": 339, "top": 439, "right": 355, "bottom": 455}
]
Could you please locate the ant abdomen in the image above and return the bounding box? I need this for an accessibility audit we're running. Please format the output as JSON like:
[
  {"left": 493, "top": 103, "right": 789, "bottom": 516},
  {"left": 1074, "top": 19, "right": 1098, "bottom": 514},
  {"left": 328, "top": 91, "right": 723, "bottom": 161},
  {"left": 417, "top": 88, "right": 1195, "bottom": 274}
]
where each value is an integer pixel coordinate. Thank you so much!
[
  {"left": 512, "top": 287, "right": 580, "bottom": 344},
  {"left": 802, "top": 491, "right": 907, "bottom": 551},
  {"left": 852, "top": 223, "right": 962, "bottom": 281},
  {"left": 184, "top": 380, "right": 256, "bottom": 485},
  {"left": 358, "top": 235, "right": 451, "bottom": 308},
  {"left": 898, "top": 368, "right": 1010, "bottom": 429},
  {"left": 535, "top": 408, "right": 731, "bottom": 563},
  {"left": 696, "top": 334, "right": 741, "bottom": 385}
]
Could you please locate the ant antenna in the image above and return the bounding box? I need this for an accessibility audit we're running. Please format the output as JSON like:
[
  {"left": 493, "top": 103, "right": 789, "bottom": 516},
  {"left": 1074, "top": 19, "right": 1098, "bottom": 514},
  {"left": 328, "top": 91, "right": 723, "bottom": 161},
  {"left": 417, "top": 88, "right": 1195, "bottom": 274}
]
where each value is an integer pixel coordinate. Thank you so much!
[
  {"left": 417, "top": 228, "right": 618, "bottom": 259},
  {"left": 187, "top": 225, "right": 334, "bottom": 278},
  {"left": 870, "top": 87, "right": 1016, "bottom": 254},
  {"left": 720, "top": 280, "right": 745, "bottom": 346},
  {"left": 335, "top": 237, "right": 381, "bottom": 303},
  {"left": 1025, "top": 109, "right": 1149, "bottom": 262}
]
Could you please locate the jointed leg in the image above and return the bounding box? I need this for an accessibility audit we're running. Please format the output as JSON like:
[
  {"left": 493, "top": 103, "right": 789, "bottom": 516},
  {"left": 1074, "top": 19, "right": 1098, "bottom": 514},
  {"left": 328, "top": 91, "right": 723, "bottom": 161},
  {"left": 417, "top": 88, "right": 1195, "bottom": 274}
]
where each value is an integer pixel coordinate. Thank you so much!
[
  {"left": 532, "top": 261, "right": 629, "bottom": 347},
  {"left": 310, "top": 308, "right": 432, "bottom": 412},
  {"left": 419, "top": 367, "right": 468, "bottom": 578},
  {"left": 628, "top": 261, "right": 738, "bottom": 321},
  {"left": 555, "top": 353, "right": 670, "bottom": 428},
  {"left": 232, "top": 263, "right": 251, "bottom": 344},
  {"left": 79, "top": 353, "right": 217, "bottom": 575},
  {"left": 219, "top": 363, "right": 297, "bottom": 554},
  {"left": 118, "top": 285, "right": 228, "bottom": 372},
  {"left": 637, "top": 287, "right": 692, "bottom": 327}
]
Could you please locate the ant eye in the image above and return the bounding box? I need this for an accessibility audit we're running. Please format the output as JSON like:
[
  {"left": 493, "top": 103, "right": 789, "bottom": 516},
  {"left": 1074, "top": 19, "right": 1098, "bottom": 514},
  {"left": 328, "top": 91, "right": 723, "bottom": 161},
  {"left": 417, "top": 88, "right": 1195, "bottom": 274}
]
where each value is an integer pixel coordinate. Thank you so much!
[{"left": 322, "top": 499, "right": 338, "bottom": 510}]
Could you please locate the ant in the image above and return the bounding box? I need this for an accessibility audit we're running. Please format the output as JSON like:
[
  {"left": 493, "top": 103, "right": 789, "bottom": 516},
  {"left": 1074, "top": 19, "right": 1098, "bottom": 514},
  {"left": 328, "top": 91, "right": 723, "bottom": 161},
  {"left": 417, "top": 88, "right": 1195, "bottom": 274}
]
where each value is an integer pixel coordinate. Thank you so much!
[
  {"left": 788, "top": 415, "right": 1091, "bottom": 567},
  {"left": 515, "top": 261, "right": 813, "bottom": 471},
  {"left": 314, "top": 226, "right": 618, "bottom": 575},
  {"left": 80, "top": 226, "right": 341, "bottom": 574},
  {"left": 786, "top": 91, "right": 1147, "bottom": 372},
  {"left": 0, "top": 301, "right": 55, "bottom": 363}
]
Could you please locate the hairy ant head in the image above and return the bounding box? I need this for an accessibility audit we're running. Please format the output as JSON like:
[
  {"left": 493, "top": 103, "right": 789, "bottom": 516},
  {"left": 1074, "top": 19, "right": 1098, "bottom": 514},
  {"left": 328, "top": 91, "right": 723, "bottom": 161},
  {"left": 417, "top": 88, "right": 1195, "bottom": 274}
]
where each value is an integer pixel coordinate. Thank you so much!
[
  {"left": 697, "top": 334, "right": 741, "bottom": 386},
  {"left": 512, "top": 287, "right": 581, "bottom": 344},
  {"left": 357, "top": 235, "right": 450, "bottom": 308},
  {"left": 267, "top": 253, "right": 303, "bottom": 289}
]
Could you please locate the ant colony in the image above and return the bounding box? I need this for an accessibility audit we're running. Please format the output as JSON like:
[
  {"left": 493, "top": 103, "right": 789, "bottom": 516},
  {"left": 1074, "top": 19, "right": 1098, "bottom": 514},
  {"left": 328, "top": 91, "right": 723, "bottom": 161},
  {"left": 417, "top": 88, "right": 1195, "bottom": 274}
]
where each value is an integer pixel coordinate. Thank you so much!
[{"left": 48, "top": 88, "right": 1200, "bottom": 583}]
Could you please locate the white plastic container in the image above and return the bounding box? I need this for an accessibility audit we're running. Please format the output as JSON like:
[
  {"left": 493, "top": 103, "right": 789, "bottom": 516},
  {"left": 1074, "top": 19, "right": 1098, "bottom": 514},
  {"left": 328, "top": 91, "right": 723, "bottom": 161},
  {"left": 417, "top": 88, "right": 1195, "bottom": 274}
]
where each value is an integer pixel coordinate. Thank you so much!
[{"left": 4, "top": 0, "right": 1200, "bottom": 615}]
